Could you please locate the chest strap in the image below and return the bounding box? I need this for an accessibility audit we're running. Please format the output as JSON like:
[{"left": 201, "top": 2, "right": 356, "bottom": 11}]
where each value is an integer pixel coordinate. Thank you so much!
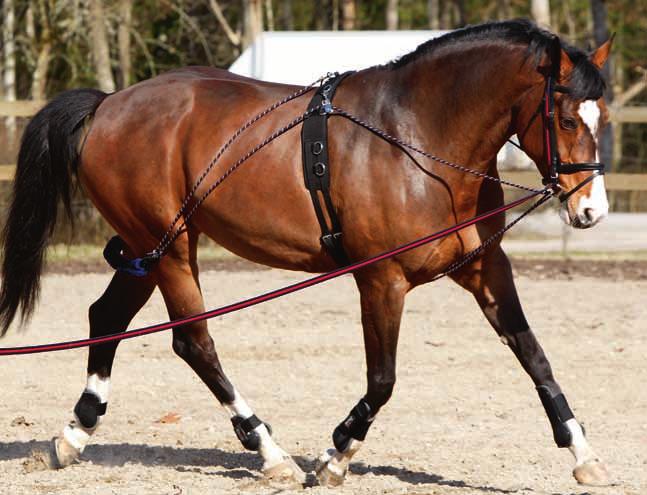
[{"left": 301, "top": 71, "right": 354, "bottom": 266}]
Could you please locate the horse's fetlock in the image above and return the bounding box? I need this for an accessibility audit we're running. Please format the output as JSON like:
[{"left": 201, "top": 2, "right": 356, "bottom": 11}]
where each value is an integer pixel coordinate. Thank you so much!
[
  {"left": 537, "top": 385, "right": 574, "bottom": 448},
  {"left": 333, "top": 398, "right": 374, "bottom": 452},
  {"left": 231, "top": 414, "right": 271, "bottom": 451}
]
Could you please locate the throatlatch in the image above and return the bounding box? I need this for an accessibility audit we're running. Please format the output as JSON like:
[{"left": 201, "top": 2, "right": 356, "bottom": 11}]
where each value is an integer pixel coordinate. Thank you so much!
[{"left": 301, "top": 71, "right": 355, "bottom": 266}]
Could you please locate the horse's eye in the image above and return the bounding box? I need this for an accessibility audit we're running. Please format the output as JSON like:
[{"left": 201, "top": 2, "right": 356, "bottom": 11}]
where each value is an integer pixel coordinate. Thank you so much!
[{"left": 560, "top": 117, "right": 578, "bottom": 130}]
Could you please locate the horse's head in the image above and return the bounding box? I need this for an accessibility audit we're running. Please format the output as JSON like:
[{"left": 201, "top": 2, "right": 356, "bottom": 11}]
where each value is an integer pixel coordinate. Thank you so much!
[{"left": 515, "top": 37, "right": 613, "bottom": 229}]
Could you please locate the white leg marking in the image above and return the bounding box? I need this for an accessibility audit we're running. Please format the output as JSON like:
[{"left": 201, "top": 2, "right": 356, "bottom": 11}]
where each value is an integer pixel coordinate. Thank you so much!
[
  {"left": 566, "top": 419, "right": 598, "bottom": 466},
  {"left": 85, "top": 374, "right": 110, "bottom": 403},
  {"left": 224, "top": 389, "right": 288, "bottom": 470},
  {"left": 63, "top": 374, "right": 110, "bottom": 453},
  {"left": 319, "top": 438, "right": 363, "bottom": 476}
]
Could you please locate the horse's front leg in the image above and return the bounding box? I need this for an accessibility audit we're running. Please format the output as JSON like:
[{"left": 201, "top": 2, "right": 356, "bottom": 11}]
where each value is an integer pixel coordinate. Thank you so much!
[
  {"left": 451, "top": 246, "right": 610, "bottom": 486},
  {"left": 316, "top": 266, "right": 408, "bottom": 486}
]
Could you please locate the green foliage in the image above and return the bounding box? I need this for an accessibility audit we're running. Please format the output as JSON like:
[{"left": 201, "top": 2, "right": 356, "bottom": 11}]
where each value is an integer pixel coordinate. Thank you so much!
[{"left": 3, "top": 0, "right": 646, "bottom": 184}]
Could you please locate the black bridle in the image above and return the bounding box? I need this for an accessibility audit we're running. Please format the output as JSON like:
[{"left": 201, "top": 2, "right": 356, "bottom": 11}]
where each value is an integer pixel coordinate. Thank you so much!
[{"left": 540, "top": 38, "right": 606, "bottom": 202}]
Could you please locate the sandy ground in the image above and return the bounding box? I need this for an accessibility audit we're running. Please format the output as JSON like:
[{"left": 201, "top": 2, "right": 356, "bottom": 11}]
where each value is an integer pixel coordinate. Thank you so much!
[{"left": 0, "top": 263, "right": 645, "bottom": 495}]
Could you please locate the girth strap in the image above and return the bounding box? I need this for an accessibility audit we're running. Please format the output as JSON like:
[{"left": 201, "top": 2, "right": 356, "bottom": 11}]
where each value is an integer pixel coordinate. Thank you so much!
[{"left": 301, "top": 71, "right": 355, "bottom": 266}]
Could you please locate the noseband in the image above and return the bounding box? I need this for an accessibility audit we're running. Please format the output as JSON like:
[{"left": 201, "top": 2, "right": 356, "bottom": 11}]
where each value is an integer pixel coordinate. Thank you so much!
[{"left": 540, "top": 39, "right": 605, "bottom": 202}]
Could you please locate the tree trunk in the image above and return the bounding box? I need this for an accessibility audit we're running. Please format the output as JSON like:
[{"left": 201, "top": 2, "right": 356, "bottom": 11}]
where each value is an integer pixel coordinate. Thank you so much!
[
  {"left": 265, "top": 0, "right": 274, "bottom": 31},
  {"left": 332, "top": 0, "right": 339, "bottom": 30},
  {"left": 590, "top": 0, "right": 614, "bottom": 169},
  {"left": 427, "top": 0, "right": 439, "bottom": 29},
  {"left": 531, "top": 0, "right": 551, "bottom": 28},
  {"left": 386, "top": 0, "right": 398, "bottom": 30},
  {"left": 27, "top": 0, "right": 53, "bottom": 100},
  {"left": 278, "top": 0, "right": 294, "bottom": 30},
  {"left": 441, "top": 0, "right": 452, "bottom": 28},
  {"left": 496, "top": 0, "right": 511, "bottom": 20},
  {"left": 243, "top": 0, "right": 263, "bottom": 48},
  {"left": 3, "top": 0, "right": 17, "bottom": 142},
  {"left": 88, "top": 0, "right": 116, "bottom": 92},
  {"left": 117, "top": 0, "right": 132, "bottom": 88},
  {"left": 341, "top": 0, "right": 356, "bottom": 30},
  {"left": 454, "top": 0, "right": 466, "bottom": 26},
  {"left": 314, "top": 0, "right": 329, "bottom": 30}
]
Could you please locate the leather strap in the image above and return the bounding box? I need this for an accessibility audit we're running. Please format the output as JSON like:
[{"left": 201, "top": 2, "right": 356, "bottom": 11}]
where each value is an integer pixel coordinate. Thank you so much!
[{"left": 301, "top": 72, "right": 355, "bottom": 266}]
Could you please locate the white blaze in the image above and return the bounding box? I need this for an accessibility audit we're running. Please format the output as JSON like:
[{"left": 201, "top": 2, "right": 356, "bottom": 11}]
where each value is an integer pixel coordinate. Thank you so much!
[{"left": 574, "top": 100, "right": 609, "bottom": 224}]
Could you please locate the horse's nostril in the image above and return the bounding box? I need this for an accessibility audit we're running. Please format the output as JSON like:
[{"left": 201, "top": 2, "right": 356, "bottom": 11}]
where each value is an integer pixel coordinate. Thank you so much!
[{"left": 583, "top": 208, "right": 595, "bottom": 222}]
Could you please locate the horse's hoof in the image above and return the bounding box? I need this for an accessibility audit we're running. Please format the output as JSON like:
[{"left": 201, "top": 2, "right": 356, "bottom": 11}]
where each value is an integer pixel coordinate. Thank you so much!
[
  {"left": 315, "top": 458, "right": 346, "bottom": 487},
  {"left": 262, "top": 456, "right": 306, "bottom": 485},
  {"left": 573, "top": 459, "right": 611, "bottom": 486},
  {"left": 53, "top": 436, "right": 81, "bottom": 469}
]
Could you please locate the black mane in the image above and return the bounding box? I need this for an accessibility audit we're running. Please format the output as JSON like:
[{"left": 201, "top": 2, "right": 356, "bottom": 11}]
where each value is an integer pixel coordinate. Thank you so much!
[{"left": 387, "top": 19, "right": 605, "bottom": 100}]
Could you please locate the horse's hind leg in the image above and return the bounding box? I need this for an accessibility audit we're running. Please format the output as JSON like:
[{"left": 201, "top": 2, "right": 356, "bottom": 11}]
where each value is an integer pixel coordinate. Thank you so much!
[
  {"left": 317, "top": 265, "right": 408, "bottom": 486},
  {"left": 54, "top": 271, "right": 156, "bottom": 468},
  {"left": 156, "top": 234, "right": 305, "bottom": 483},
  {"left": 451, "top": 246, "right": 609, "bottom": 486}
]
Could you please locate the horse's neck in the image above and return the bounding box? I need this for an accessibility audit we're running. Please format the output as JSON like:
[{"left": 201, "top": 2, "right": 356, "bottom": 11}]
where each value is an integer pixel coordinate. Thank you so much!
[{"left": 383, "top": 44, "right": 538, "bottom": 173}]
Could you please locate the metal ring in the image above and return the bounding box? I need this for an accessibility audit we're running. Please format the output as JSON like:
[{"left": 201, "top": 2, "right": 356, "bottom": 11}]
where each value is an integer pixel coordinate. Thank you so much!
[
  {"left": 313, "top": 162, "right": 326, "bottom": 177},
  {"left": 312, "top": 141, "right": 324, "bottom": 155}
]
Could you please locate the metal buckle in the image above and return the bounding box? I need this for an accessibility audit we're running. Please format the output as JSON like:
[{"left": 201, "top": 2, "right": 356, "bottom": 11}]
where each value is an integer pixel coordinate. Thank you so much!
[
  {"left": 312, "top": 141, "right": 324, "bottom": 155},
  {"left": 320, "top": 100, "right": 333, "bottom": 115},
  {"left": 313, "top": 162, "right": 327, "bottom": 177}
]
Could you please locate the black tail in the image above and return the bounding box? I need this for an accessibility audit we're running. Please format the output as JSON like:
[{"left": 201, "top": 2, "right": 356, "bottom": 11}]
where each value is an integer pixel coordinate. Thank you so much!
[{"left": 0, "top": 89, "right": 108, "bottom": 335}]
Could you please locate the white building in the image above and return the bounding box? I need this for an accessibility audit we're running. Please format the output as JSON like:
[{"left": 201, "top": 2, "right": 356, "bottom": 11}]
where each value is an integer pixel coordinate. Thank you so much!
[{"left": 229, "top": 31, "right": 532, "bottom": 169}]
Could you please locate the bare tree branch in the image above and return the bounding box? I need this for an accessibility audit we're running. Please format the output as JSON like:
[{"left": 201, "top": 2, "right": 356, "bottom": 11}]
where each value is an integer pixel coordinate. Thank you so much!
[
  {"left": 164, "top": 0, "right": 214, "bottom": 66},
  {"left": 614, "top": 70, "right": 647, "bottom": 107},
  {"left": 208, "top": 0, "right": 241, "bottom": 47}
]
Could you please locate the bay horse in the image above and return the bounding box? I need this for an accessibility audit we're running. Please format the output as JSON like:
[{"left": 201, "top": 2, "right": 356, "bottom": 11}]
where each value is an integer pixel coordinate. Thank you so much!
[{"left": 0, "top": 20, "right": 612, "bottom": 487}]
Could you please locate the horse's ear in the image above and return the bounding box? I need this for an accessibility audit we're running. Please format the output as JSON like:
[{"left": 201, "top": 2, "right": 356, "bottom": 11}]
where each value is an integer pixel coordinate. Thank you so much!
[
  {"left": 558, "top": 49, "right": 574, "bottom": 81},
  {"left": 590, "top": 35, "right": 614, "bottom": 69}
]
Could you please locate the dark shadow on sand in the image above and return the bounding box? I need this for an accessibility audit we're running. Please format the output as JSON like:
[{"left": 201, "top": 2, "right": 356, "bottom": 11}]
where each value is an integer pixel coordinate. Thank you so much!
[
  {"left": 348, "top": 461, "right": 529, "bottom": 494},
  {"left": 0, "top": 439, "right": 262, "bottom": 480},
  {"left": 1, "top": 440, "right": 595, "bottom": 494}
]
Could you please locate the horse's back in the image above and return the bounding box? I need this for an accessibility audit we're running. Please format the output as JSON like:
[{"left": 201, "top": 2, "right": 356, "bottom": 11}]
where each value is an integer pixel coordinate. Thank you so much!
[{"left": 79, "top": 67, "right": 326, "bottom": 265}]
